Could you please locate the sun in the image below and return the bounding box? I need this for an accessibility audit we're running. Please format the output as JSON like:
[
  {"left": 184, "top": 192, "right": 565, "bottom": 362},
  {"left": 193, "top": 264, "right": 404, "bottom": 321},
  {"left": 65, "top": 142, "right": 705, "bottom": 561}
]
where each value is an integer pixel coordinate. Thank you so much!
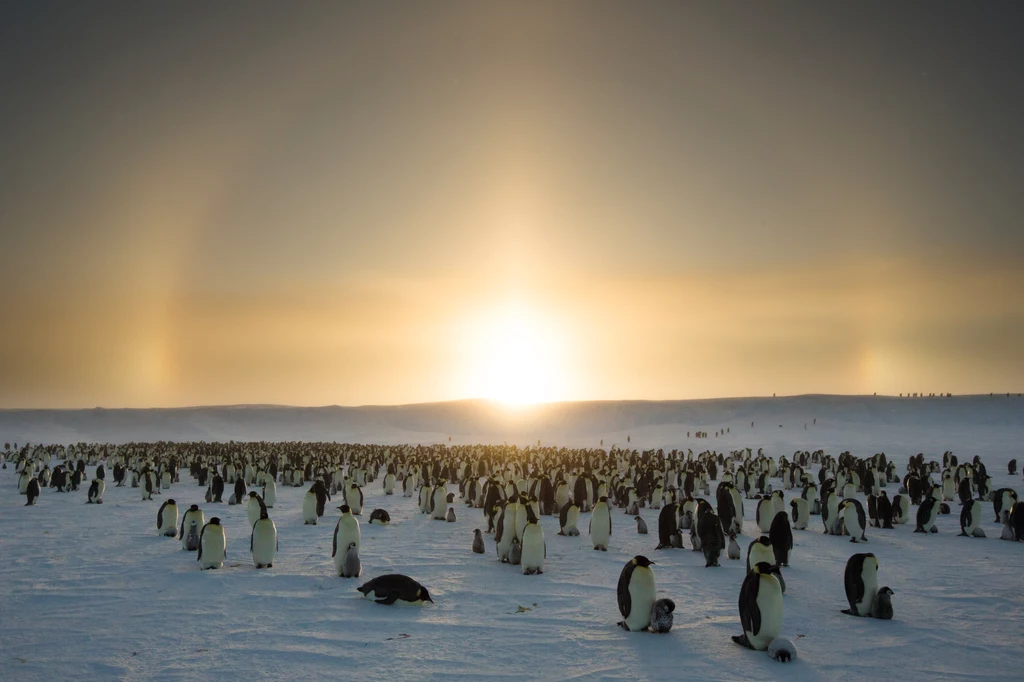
[{"left": 459, "top": 302, "right": 567, "bottom": 406}]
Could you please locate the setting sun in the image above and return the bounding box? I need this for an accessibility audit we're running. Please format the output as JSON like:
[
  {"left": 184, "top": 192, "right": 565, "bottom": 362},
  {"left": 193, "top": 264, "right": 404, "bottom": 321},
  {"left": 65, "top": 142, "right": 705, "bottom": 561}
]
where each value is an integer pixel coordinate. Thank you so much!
[{"left": 458, "top": 302, "right": 568, "bottom": 406}]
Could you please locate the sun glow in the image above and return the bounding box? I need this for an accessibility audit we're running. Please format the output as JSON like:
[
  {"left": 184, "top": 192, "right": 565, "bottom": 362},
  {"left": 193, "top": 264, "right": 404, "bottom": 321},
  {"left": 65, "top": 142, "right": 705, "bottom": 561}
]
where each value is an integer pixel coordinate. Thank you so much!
[{"left": 458, "top": 302, "right": 569, "bottom": 406}]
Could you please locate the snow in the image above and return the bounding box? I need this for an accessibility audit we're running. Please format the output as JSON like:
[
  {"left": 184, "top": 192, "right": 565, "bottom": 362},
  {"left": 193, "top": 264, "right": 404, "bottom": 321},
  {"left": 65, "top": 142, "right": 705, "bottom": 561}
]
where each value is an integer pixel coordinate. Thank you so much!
[{"left": 1, "top": 395, "right": 1023, "bottom": 681}]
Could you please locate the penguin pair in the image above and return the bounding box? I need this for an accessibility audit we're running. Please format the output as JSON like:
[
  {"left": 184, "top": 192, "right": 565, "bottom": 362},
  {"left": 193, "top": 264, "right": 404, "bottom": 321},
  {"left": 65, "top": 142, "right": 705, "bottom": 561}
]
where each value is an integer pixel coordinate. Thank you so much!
[{"left": 842, "top": 552, "right": 894, "bottom": 619}]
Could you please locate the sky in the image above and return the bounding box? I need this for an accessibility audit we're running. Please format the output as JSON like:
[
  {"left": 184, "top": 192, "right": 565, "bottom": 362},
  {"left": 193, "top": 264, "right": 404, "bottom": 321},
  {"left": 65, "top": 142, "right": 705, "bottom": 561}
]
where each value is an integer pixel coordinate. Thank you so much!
[{"left": 1, "top": 1, "right": 1023, "bottom": 408}]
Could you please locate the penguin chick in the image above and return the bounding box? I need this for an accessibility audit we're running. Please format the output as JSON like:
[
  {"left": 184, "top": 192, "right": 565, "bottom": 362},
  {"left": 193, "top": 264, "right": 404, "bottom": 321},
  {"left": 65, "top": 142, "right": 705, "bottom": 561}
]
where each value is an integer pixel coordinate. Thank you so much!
[{"left": 635, "top": 516, "right": 648, "bottom": 534}]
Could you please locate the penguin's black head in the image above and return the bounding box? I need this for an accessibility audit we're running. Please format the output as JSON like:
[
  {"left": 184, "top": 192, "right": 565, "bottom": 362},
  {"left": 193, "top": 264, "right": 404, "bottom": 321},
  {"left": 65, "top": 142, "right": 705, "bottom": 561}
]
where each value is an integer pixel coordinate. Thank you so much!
[
  {"left": 879, "top": 586, "right": 894, "bottom": 596},
  {"left": 347, "top": 542, "right": 357, "bottom": 550},
  {"left": 249, "top": 491, "right": 258, "bottom": 497},
  {"left": 209, "top": 517, "right": 221, "bottom": 525},
  {"left": 754, "top": 561, "right": 777, "bottom": 575},
  {"left": 757, "top": 535, "right": 771, "bottom": 546},
  {"left": 339, "top": 505, "right": 351, "bottom": 513},
  {"left": 418, "top": 586, "right": 433, "bottom": 603},
  {"left": 166, "top": 499, "right": 176, "bottom": 505},
  {"left": 633, "top": 555, "right": 655, "bottom": 568},
  {"left": 190, "top": 504, "right": 199, "bottom": 511},
  {"left": 599, "top": 496, "right": 609, "bottom": 503}
]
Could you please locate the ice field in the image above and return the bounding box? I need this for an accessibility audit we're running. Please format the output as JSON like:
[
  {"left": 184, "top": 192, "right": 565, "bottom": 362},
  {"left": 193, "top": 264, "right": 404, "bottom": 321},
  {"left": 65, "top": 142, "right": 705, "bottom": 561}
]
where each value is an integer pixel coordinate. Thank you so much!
[{"left": 1, "top": 395, "right": 1023, "bottom": 681}]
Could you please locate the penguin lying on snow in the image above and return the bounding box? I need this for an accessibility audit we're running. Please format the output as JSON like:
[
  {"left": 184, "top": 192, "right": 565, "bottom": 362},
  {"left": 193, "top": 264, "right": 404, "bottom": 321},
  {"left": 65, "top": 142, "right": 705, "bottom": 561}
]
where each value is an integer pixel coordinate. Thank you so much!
[
  {"left": 767, "top": 636, "right": 797, "bottom": 662},
  {"left": 357, "top": 575, "right": 433, "bottom": 605},
  {"left": 368, "top": 508, "right": 391, "bottom": 525}
]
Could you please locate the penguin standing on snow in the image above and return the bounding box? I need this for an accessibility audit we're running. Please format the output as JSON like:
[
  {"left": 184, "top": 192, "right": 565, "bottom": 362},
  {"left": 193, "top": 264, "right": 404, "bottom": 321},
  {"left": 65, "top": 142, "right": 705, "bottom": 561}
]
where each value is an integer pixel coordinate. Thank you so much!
[
  {"left": 914, "top": 497, "right": 939, "bottom": 533},
  {"left": 871, "top": 586, "right": 894, "bottom": 619},
  {"left": 649, "top": 598, "right": 675, "bottom": 633},
  {"left": 635, "top": 516, "right": 648, "bottom": 534},
  {"left": 841, "top": 552, "right": 878, "bottom": 616},
  {"left": 746, "top": 536, "right": 775, "bottom": 573},
  {"left": 768, "top": 511, "right": 793, "bottom": 566},
  {"left": 520, "top": 506, "right": 545, "bottom": 575},
  {"left": 229, "top": 477, "right": 246, "bottom": 505},
  {"left": 727, "top": 533, "right": 741, "bottom": 560},
  {"left": 250, "top": 503, "right": 277, "bottom": 569},
  {"left": 246, "top": 491, "right": 263, "bottom": 528},
  {"left": 341, "top": 542, "right": 361, "bottom": 578},
  {"left": 959, "top": 499, "right": 986, "bottom": 537},
  {"left": 733, "top": 562, "right": 783, "bottom": 650},
  {"left": 789, "top": 498, "right": 809, "bottom": 530},
  {"left": 590, "top": 496, "right": 612, "bottom": 551},
  {"left": 332, "top": 506, "right": 361, "bottom": 577},
  {"left": 655, "top": 502, "right": 680, "bottom": 549},
  {"left": 211, "top": 474, "right": 224, "bottom": 503},
  {"left": 617, "top": 555, "right": 657, "bottom": 632},
  {"left": 25, "top": 478, "right": 41, "bottom": 506},
  {"left": 875, "top": 493, "right": 893, "bottom": 529},
  {"left": 840, "top": 498, "right": 867, "bottom": 542},
  {"left": 472, "top": 529, "right": 486, "bottom": 554},
  {"left": 179, "top": 504, "right": 205, "bottom": 551},
  {"left": 157, "top": 499, "right": 179, "bottom": 537},
  {"left": 198, "top": 518, "right": 226, "bottom": 570},
  {"left": 302, "top": 489, "right": 319, "bottom": 525},
  {"left": 697, "top": 508, "right": 725, "bottom": 567},
  {"left": 87, "top": 478, "right": 105, "bottom": 504}
]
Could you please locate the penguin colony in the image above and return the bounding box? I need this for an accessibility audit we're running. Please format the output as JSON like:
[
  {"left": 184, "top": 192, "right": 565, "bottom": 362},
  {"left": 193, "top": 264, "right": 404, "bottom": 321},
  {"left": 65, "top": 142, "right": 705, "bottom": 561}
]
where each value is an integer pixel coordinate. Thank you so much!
[{"left": 5, "top": 440, "right": 1024, "bottom": 659}]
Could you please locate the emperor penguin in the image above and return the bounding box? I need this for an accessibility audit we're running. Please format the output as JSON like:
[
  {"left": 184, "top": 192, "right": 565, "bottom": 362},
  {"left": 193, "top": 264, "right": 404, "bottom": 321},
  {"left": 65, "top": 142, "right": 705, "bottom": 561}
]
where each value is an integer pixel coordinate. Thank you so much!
[
  {"left": 875, "top": 493, "right": 893, "bottom": 529},
  {"left": 230, "top": 477, "right": 246, "bottom": 505},
  {"left": 733, "top": 562, "right": 784, "bottom": 650},
  {"left": 211, "top": 474, "right": 224, "bottom": 503},
  {"left": 262, "top": 476, "right": 277, "bottom": 508},
  {"left": 495, "top": 505, "right": 514, "bottom": 562},
  {"left": 368, "top": 509, "right": 391, "bottom": 525},
  {"left": 756, "top": 497, "right": 775, "bottom": 533},
  {"left": 446, "top": 507, "right": 457, "bottom": 522},
  {"left": 649, "top": 598, "right": 675, "bottom": 633},
  {"left": 871, "top": 586, "right": 894, "bottom": 619},
  {"left": 655, "top": 502, "right": 680, "bottom": 549},
  {"left": 19, "top": 469, "right": 33, "bottom": 494},
  {"left": 87, "top": 478, "right": 105, "bottom": 504},
  {"left": 25, "top": 477, "right": 41, "bottom": 506},
  {"left": 914, "top": 497, "right": 939, "bottom": 533},
  {"left": 841, "top": 552, "right": 878, "bottom": 617},
  {"left": 431, "top": 481, "right": 448, "bottom": 520},
  {"left": 157, "top": 499, "right": 179, "bottom": 537},
  {"left": 698, "top": 508, "right": 725, "bottom": 567},
  {"left": 789, "top": 498, "right": 809, "bottom": 530},
  {"left": 302, "top": 489, "right": 319, "bottom": 525},
  {"left": 767, "top": 637, "right": 798, "bottom": 662},
  {"left": 521, "top": 506, "right": 546, "bottom": 575},
  {"left": 346, "top": 482, "right": 364, "bottom": 516},
  {"left": 357, "top": 574, "right": 432, "bottom": 605},
  {"left": 635, "top": 516, "right": 648, "bottom": 534},
  {"left": 246, "top": 492, "right": 263, "bottom": 528},
  {"left": 383, "top": 472, "right": 396, "bottom": 495},
  {"left": 509, "top": 537, "right": 522, "bottom": 565},
  {"left": 250, "top": 505, "right": 277, "bottom": 568},
  {"left": 840, "top": 499, "right": 868, "bottom": 542},
  {"left": 472, "top": 528, "right": 486, "bottom": 554},
  {"left": 558, "top": 501, "right": 580, "bottom": 536},
  {"left": 617, "top": 555, "right": 657, "bottom": 632},
  {"left": 141, "top": 471, "right": 155, "bottom": 501},
  {"left": 768, "top": 511, "right": 793, "bottom": 566},
  {"left": 959, "top": 499, "right": 986, "bottom": 537},
  {"left": 822, "top": 492, "right": 840, "bottom": 534},
  {"left": 340, "top": 542, "right": 361, "bottom": 578},
  {"left": 891, "top": 494, "right": 910, "bottom": 525},
  {"left": 179, "top": 504, "right": 205, "bottom": 551},
  {"left": 746, "top": 536, "right": 774, "bottom": 571},
  {"left": 332, "top": 506, "right": 361, "bottom": 577},
  {"left": 198, "top": 518, "right": 227, "bottom": 570},
  {"left": 590, "top": 496, "right": 612, "bottom": 551}
]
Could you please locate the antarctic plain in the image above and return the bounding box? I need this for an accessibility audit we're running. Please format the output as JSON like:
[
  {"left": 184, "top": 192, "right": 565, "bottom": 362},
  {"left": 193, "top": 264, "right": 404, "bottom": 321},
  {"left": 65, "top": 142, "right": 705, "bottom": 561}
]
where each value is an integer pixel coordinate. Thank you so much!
[{"left": 1, "top": 395, "right": 1022, "bottom": 681}]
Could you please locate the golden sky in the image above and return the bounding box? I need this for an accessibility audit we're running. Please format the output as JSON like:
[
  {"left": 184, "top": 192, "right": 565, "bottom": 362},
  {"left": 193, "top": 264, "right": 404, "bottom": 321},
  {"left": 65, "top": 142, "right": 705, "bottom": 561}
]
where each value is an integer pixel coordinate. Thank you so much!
[{"left": 1, "top": 2, "right": 1022, "bottom": 407}]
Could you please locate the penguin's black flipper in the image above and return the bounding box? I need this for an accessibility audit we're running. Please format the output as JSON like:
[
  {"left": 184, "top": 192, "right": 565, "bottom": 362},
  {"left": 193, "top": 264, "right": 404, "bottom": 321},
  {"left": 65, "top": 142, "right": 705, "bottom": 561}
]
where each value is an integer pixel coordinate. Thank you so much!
[
  {"left": 732, "top": 634, "right": 753, "bottom": 648},
  {"left": 376, "top": 594, "right": 399, "bottom": 605}
]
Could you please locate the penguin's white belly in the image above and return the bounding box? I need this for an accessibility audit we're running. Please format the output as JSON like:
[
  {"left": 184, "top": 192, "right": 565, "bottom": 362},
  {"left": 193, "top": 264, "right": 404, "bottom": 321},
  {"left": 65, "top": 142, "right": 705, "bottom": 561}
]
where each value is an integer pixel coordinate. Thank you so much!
[
  {"left": 844, "top": 506, "right": 863, "bottom": 537},
  {"left": 431, "top": 490, "right": 447, "bottom": 519},
  {"left": 200, "top": 530, "right": 226, "bottom": 569},
  {"left": 247, "top": 502, "right": 262, "bottom": 528},
  {"left": 521, "top": 525, "right": 545, "bottom": 571},
  {"left": 748, "top": 543, "right": 774, "bottom": 571},
  {"left": 263, "top": 481, "right": 277, "bottom": 507},
  {"left": 591, "top": 511, "right": 611, "bottom": 546},
  {"left": 302, "top": 494, "right": 318, "bottom": 523},
  {"left": 333, "top": 519, "right": 361, "bottom": 573},
  {"left": 747, "top": 578, "right": 783, "bottom": 650},
  {"left": 564, "top": 507, "right": 579, "bottom": 533},
  {"left": 625, "top": 567, "right": 656, "bottom": 632},
  {"left": 251, "top": 520, "right": 277, "bottom": 566},
  {"left": 515, "top": 508, "right": 529, "bottom": 541},
  {"left": 159, "top": 507, "right": 178, "bottom": 535},
  {"left": 856, "top": 570, "right": 878, "bottom": 616},
  {"left": 757, "top": 502, "right": 773, "bottom": 532}
]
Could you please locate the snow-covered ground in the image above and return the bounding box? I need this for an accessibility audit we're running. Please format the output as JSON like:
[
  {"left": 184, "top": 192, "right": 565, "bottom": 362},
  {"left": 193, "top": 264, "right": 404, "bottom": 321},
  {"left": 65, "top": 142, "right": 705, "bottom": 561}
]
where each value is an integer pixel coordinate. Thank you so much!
[{"left": 1, "top": 396, "right": 1022, "bottom": 681}]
